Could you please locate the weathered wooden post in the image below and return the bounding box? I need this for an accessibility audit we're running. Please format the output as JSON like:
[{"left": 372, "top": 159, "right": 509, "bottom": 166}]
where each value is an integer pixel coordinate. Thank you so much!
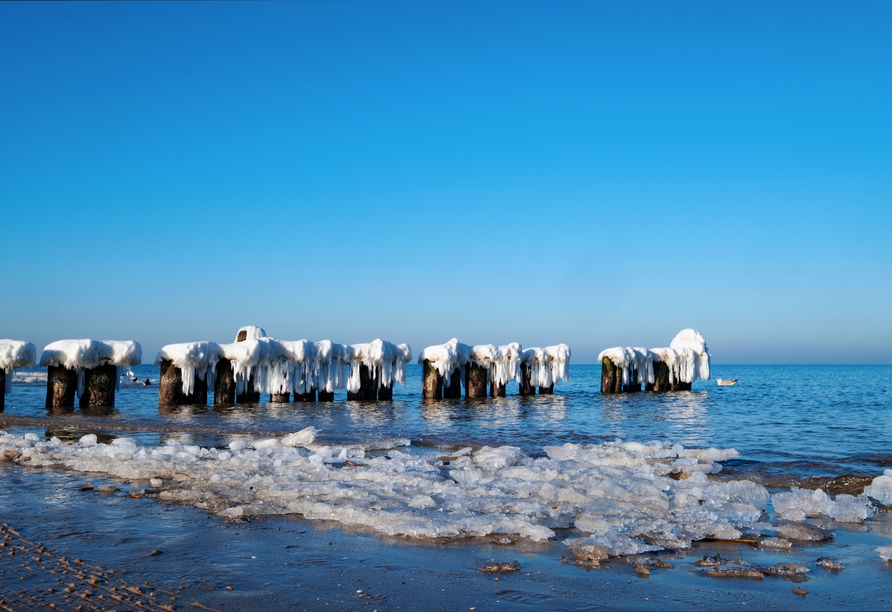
[
  {"left": 422, "top": 359, "right": 443, "bottom": 399},
  {"left": 347, "top": 364, "right": 377, "bottom": 400},
  {"left": 443, "top": 369, "right": 462, "bottom": 399},
  {"left": 490, "top": 373, "right": 506, "bottom": 397},
  {"left": 645, "top": 361, "right": 670, "bottom": 392},
  {"left": 623, "top": 369, "right": 641, "bottom": 393},
  {"left": 294, "top": 389, "right": 316, "bottom": 402},
  {"left": 538, "top": 382, "right": 554, "bottom": 395},
  {"left": 378, "top": 377, "right": 393, "bottom": 400},
  {"left": 0, "top": 369, "right": 5, "bottom": 411},
  {"left": 80, "top": 364, "right": 118, "bottom": 407},
  {"left": 158, "top": 360, "right": 207, "bottom": 405},
  {"left": 46, "top": 365, "right": 78, "bottom": 408},
  {"left": 236, "top": 379, "right": 260, "bottom": 403},
  {"left": 600, "top": 357, "right": 623, "bottom": 394},
  {"left": 465, "top": 363, "right": 488, "bottom": 398},
  {"left": 271, "top": 388, "right": 291, "bottom": 403},
  {"left": 214, "top": 359, "right": 235, "bottom": 404},
  {"left": 518, "top": 365, "right": 535, "bottom": 396},
  {"left": 158, "top": 360, "right": 182, "bottom": 405}
]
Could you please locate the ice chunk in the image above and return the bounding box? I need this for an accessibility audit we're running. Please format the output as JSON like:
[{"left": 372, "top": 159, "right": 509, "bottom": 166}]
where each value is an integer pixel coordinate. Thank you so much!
[
  {"left": 79, "top": 434, "right": 98, "bottom": 446},
  {"left": 282, "top": 427, "right": 316, "bottom": 447},
  {"left": 864, "top": 469, "right": 892, "bottom": 505},
  {"left": 41, "top": 339, "right": 142, "bottom": 370},
  {"left": 24, "top": 433, "right": 39, "bottom": 442},
  {"left": 877, "top": 546, "right": 892, "bottom": 562},
  {"left": 772, "top": 488, "right": 872, "bottom": 523}
]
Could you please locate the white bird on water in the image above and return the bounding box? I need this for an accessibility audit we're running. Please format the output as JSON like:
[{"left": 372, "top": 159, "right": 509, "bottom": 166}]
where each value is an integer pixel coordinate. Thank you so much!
[{"left": 717, "top": 378, "right": 738, "bottom": 386}]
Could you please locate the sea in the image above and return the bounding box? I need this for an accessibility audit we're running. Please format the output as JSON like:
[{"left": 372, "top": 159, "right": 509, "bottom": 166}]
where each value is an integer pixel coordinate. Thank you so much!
[{"left": 1, "top": 364, "right": 891, "bottom": 611}]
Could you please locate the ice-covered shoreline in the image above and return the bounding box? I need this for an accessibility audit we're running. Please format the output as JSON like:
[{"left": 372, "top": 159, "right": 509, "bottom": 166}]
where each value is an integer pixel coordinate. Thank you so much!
[{"left": 2, "top": 430, "right": 890, "bottom": 557}]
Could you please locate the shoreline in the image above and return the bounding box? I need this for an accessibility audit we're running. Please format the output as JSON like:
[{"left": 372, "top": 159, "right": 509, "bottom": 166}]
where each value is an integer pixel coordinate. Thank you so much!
[{"left": 2, "top": 463, "right": 892, "bottom": 611}]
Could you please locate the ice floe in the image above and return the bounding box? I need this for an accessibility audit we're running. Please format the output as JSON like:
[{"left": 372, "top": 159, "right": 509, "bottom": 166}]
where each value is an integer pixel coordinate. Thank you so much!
[{"left": 0, "top": 431, "right": 816, "bottom": 554}]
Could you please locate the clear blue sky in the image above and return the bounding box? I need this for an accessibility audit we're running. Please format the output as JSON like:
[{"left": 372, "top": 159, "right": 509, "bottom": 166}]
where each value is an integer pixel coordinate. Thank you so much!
[{"left": 1, "top": 1, "right": 890, "bottom": 364}]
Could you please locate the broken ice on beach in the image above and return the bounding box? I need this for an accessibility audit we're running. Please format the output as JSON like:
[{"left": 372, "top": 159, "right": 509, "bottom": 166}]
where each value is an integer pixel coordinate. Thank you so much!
[{"left": 3, "top": 429, "right": 889, "bottom": 557}]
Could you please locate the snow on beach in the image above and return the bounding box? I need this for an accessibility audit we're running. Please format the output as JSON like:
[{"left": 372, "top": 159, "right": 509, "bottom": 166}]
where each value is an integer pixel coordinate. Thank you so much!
[{"left": 2, "top": 429, "right": 886, "bottom": 556}]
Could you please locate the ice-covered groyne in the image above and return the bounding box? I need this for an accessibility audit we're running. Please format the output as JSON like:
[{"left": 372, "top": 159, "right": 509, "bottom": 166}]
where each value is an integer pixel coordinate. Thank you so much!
[
  {"left": 599, "top": 329, "right": 710, "bottom": 394},
  {"left": 0, "top": 340, "right": 37, "bottom": 408},
  {"left": 155, "top": 327, "right": 411, "bottom": 406},
  {"left": 418, "top": 340, "right": 570, "bottom": 399},
  {"left": 38, "top": 339, "right": 142, "bottom": 408},
  {"left": 518, "top": 344, "right": 572, "bottom": 395}
]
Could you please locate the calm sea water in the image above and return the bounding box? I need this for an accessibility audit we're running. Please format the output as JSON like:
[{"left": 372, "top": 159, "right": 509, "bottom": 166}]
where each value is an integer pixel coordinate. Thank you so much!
[{"left": 3, "top": 364, "right": 891, "bottom": 484}]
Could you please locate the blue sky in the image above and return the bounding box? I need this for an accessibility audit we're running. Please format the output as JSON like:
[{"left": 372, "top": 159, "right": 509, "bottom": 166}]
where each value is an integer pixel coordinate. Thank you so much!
[{"left": 1, "top": 1, "right": 890, "bottom": 364}]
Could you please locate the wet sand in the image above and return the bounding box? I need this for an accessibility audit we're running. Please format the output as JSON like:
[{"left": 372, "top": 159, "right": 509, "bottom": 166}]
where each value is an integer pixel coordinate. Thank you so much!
[{"left": 2, "top": 463, "right": 891, "bottom": 611}]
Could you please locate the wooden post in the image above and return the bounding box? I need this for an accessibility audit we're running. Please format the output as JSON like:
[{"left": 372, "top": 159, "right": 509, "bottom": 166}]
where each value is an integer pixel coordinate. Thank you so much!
[
  {"left": 422, "top": 359, "right": 443, "bottom": 400},
  {"left": 600, "top": 357, "right": 623, "bottom": 394},
  {"left": 623, "top": 369, "right": 641, "bottom": 393},
  {"left": 676, "top": 381, "right": 692, "bottom": 391},
  {"left": 46, "top": 365, "right": 78, "bottom": 408},
  {"left": 465, "top": 363, "right": 488, "bottom": 398},
  {"left": 271, "top": 390, "right": 291, "bottom": 403},
  {"left": 538, "top": 383, "right": 554, "bottom": 395},
  {"left": 646, "top": 361, "right": 670, "bottom": 392},
  {"left": 347, "top": 364, "right": 376, "bottom": 400},
  {"left": 159, "top": 359, "right": 182, "bottom": 405},
  {"left": 317, "top": 390, "right": 334, "bottom": 401},
  {"left": 81, "top": 364, "right": 117, "bottom": 407},
  {"left": 237, "top": 379, "right": 260, "bottom": 403},
  {"left": 214, "top": 358, "right": 235, "bottom": 405},
  {"left": 294, "top": 390, "right": 316, "bottom": 402},
  {"left": 184, "top": 375, "right": 208, "bottom": 405},
  {"left": 378, "top": 380, "right": 393, "bottom": 400},
  {"left": 443, "top": 368, "right": 462, "bottom": 399},
  {"left": 0, "top": 369, "right": 5, "bottom": 411},
  {"left": 490, "top": 369, "right": 506, "bottom": 398},
  {"left": 519, "top": 364, "right": 535, "bottom": 396}
]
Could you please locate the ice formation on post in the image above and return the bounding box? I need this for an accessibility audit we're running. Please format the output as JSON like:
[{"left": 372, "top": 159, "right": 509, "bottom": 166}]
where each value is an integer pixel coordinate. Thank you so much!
[
  {"left": 418, "top": 339, "right": 472, "bottom": 388},
  {"left": 599, "top": 329, "right": 711, "bottom": 386},
  {"left": 0, "top": 340, "right": 37, "bottom": 394},
  {"left": 40, "top": 339, "right": 143, "bottom": 395},
  {"left": 519, "top": 344, "right": 572, "bottom": 387},
  {"left": 597, "top": 347, "right": 655, "bottom": 385},
  {"left": 492, "top": 343, "right": 522, "bottom": 388},
  {"left": 236, "top": 326, "right": 266, "bottom": 341},
  {"left": 155, "top": 331, "right": 411, "bottom": 397},
  {"left": 154, "top": 342, "right": 224, "bottom": 396},
  {"left": 347, "top": 340, "right": 413, "bottom": 392}
]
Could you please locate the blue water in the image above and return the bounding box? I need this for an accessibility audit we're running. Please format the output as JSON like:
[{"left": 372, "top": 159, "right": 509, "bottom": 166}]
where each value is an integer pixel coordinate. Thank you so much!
[{"left": 3, "top": 364, "right": 891, "bottom": 484}]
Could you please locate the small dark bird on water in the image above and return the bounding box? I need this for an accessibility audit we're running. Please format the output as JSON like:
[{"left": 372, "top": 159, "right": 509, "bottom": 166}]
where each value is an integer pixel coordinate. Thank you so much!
[{"left": 144, "top": 379, "right": 151, "bottom": 386}]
